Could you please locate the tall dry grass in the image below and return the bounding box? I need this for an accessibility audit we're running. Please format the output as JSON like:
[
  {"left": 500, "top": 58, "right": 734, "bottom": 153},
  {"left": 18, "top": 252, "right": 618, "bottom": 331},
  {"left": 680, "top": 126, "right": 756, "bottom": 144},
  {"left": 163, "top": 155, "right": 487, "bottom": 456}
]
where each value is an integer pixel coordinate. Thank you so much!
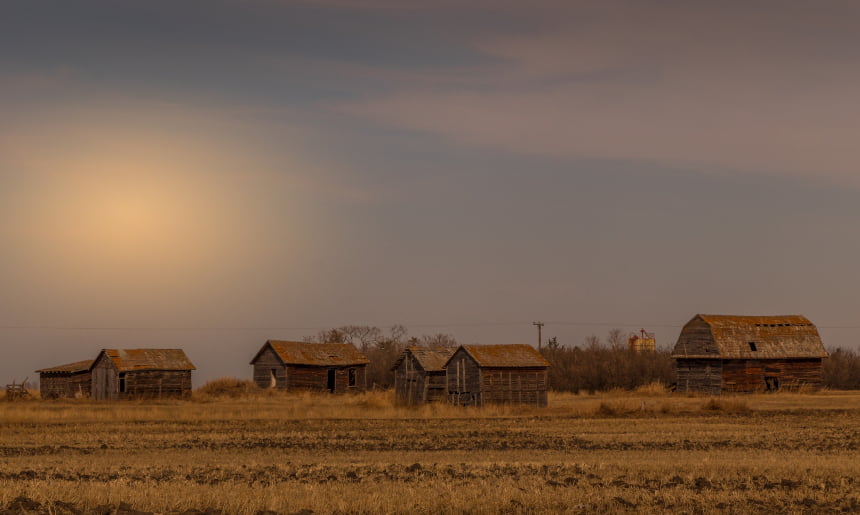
[{"left": 3, "top": 386, "right": 857, "bottom": 426}]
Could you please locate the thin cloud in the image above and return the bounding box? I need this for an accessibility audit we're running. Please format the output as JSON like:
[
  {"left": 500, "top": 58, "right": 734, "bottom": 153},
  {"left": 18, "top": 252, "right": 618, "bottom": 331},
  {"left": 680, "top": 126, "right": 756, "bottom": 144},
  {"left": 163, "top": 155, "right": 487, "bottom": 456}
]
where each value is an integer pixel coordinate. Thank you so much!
[{"left": 333, "top": 1, "right": 860, "bottom": 183}]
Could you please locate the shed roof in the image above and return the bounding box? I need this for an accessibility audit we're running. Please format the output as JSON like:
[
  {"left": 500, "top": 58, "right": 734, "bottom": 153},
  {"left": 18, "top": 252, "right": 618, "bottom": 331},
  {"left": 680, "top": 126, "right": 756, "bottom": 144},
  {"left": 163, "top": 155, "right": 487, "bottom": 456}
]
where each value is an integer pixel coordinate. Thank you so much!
[
  {"left": 253, "top": 340, "right": 370, "bottom": 366},
  {"left": 36, "top": 359, "right": 94, "bottom": 374},
  {"left": 672, "top": 314, "right": 827, "bottom": 359},
  {"left": 449, "top": 344, "right": 550, "bottom": 368},
  {"left": 97, "top": 349, "right": 196, "bottom": 372},
  {"left": 391, "top": 346, "right": 455, "bottom": 372}
]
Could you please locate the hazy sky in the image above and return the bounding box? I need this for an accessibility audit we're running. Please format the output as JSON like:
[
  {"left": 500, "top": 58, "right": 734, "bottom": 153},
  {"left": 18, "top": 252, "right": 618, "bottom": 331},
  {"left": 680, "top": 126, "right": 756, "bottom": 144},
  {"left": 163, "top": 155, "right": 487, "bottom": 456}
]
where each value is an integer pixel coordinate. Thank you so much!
[{"left": 3, "top": 1, "right": 860, "bottom": 383}]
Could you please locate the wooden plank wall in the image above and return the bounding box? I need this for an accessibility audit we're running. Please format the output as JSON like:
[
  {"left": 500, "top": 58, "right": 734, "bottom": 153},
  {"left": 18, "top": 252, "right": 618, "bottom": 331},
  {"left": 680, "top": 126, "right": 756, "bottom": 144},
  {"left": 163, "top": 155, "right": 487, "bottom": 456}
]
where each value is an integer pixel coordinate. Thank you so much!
[
  {"left": 39, "top": 373, "right": 92, "bottom": 399},
  {"left": 284, "top": 365, "right": 367, "bottom": 393},
  {"left": 393, "top": 356, "right": 447, "bottom": 405},
  {"left": 39, "top": 375, "right": 67, "bottom": 399},
  {"left": 675, "top": 359, "right": 723, "bottom": 395},
  {"left": 424, "top": 372, "right": 447, "bottom": 402},
  {"left": 393, "top": 356, "right": 424, "bottom": 405},
  {"left": 91, "top": 355, "right": 118, "bottom": 400},
  {"left": 446, "top": 348, "right": 482, "bottom": 406},
  {"left": 481, "top": 368, "right": 548, "bottom": 407},
  {"left": 123, "top": 370, "right": 192, "bottom": 399},
  {"left": 722, "top": 359, "right": 823, "bottom": 392},
  {"left": 70, "top": 373, "right": 92, "bottom": 398},
  {"left": 252, "top": 346, "right": 286, "bottom": 388}
]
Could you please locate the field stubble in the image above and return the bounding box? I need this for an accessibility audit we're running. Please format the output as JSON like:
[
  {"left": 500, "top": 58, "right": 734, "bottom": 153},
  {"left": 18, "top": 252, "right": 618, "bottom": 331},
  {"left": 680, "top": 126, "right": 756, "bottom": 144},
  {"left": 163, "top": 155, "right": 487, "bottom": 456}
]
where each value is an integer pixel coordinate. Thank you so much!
[{"left": 1, "top": 389, "right": 859, "bottom": 514}]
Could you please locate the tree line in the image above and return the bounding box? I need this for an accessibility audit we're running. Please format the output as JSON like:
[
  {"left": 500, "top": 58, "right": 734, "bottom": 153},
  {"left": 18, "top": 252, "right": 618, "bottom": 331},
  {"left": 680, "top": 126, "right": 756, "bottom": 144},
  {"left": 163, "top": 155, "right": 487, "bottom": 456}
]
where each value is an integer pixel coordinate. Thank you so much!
[{"left": 305, "top": 325, "right": 860, "bottom": 391}]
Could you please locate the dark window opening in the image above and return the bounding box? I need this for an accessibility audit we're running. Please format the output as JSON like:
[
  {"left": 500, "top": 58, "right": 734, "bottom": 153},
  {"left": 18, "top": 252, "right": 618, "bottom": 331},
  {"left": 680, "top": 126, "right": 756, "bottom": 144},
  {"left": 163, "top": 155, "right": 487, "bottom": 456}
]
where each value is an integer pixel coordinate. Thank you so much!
[
  {"left": 748, "top": 342, "right": 757, "bottom": 351},
  {"left": 327, "top": 369, "right": 336, "bottom": 393},
  {"left": 118, "top": 373, "right": 126, "bottom": 393},
  {"left": 765, "top": 376, "right": 779, "bottom": 391},
  {"left": 348, "top": 368, "right": 356, "bottom": 387}
]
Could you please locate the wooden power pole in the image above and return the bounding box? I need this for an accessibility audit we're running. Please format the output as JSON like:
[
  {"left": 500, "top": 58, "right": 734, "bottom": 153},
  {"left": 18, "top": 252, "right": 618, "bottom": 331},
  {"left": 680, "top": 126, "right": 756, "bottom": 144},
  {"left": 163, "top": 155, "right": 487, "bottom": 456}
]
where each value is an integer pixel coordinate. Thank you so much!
[{"left": 532, "top": 321, "right": 544, "bottom": 351}]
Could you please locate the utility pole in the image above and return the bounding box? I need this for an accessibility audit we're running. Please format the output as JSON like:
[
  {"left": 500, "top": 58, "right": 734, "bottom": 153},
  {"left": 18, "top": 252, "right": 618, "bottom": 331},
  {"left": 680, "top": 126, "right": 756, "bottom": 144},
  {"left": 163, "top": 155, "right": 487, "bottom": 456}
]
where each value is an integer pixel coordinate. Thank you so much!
[{"left": 532, "top": 321, "right": 544, "bottom": 351}]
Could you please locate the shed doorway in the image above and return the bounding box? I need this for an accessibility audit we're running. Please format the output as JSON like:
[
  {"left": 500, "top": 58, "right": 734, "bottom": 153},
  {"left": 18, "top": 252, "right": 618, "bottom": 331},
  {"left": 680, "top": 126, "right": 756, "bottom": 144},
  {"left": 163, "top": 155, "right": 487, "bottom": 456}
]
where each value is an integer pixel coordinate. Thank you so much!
[
  {"left": 765, "top": 376, "right": 780, "bottom": 391},
  {"left": 327, "top": 369, "right": 336, "bottom": 393}
]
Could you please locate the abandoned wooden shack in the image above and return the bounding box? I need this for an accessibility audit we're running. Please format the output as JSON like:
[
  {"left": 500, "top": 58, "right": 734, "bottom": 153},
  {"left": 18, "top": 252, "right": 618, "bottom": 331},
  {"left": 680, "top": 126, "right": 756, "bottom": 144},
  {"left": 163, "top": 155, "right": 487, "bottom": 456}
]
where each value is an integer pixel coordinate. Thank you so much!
[
  {"left": 444, "top": 344, "right": 550, "bottom": 407},
  {"left": 250, "top": 340, "right": 369, "bottom": 393},
  {"left": 35, "top": 360, "right": 93, "bottom": 399},
  {"left": 672, "top": 314, "right": 828, "bottom": 395},
  {"left": 392, "top": 346, "right": 456, "bottom": 405},
  {"left": 90, "top": 349, "right": 195, "bottom": 400}
]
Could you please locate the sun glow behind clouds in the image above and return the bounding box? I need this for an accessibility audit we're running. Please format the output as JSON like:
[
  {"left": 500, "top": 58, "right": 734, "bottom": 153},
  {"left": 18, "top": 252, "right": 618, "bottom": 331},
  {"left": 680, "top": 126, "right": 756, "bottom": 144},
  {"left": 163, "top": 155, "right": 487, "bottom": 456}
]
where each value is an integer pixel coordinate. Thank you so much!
[
  {"left": 55, "top": 171, "right": 212, "bottom": 265},
  {"left": 0, "top": 110, "right": 318, "bottom": 323}
]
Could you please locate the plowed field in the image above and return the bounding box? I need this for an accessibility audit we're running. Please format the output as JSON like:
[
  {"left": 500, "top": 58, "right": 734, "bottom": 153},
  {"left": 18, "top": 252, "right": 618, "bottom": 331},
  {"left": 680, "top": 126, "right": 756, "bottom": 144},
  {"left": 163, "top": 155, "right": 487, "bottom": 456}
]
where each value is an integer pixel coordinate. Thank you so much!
[{"left": 1, "top": 391, "right": 859, "bottom": 513}]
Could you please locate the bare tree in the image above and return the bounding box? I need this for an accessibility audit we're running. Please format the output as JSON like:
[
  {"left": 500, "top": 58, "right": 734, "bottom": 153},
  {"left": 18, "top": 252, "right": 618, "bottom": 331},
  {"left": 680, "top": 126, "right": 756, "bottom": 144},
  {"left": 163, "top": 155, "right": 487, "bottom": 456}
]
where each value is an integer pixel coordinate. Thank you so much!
[{"left": 418, "top": 333, "right": 458, "bottom": 347}]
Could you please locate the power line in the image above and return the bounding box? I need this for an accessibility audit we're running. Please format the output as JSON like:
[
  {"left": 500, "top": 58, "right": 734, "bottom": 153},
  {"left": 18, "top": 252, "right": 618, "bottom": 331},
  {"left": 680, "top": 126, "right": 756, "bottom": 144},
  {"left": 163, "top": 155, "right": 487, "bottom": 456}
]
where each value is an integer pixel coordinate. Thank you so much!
[{"left": 1, "top": 321, "right": 859, "bottom": 331}]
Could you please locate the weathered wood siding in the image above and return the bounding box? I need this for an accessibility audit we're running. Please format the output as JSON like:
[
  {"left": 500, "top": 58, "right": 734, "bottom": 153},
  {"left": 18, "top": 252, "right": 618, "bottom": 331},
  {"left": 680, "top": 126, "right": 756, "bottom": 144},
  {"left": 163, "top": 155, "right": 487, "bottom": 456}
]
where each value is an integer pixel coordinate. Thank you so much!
[
  {"left": 39, "top": 372, "right": 91, "bottom": 399},
  {"left": 677, "top": 358, "right": 823, "bottom": 394},
  {"left": 675, "top": 359, "right": 723, "bottom": 395},
  {"left": 446, "top": 348, "right": 483, "bottom": 406},
  {"left": 722, "top": 359, "right": 823, "bottom": 392},
  {"left": 91, "top": 354, "right": 118, "bottom": 400},
  {"left": 122, "top": 370, "right": 192, "bottom": 399},
  {"left": 283, "top": 365, "right": 367, "bottom": 393},
  {"left": 675, "top": 318, "right": 719, "bottom": 357},
  {"left": 393, "top": 357, "right": 423, "bottom": 405},
  {"left": 424, "top": 372, "right": 447, "bottom": 402},
  {"left": 445, "top": 348, "right": 548, "bottom": 407},
  {"left": 394, "top": 356, "right": 447, "bottom": 405},
  {"left": 481, "top": 367, "right": 548, "bottom": 407},
  {"left": 252, "top": 346, "right": 286, "bottom": 389},
  {"left": 90, "top": 354, "right": 192, "bottom": 400}
]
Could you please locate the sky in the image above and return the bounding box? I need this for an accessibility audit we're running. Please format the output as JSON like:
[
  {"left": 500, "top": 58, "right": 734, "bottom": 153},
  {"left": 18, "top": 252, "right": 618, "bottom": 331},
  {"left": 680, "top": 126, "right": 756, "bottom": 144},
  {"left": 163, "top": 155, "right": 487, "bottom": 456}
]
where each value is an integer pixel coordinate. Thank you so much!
[{"left": 2, "top": 0, "right": 860, "bottom": 384}]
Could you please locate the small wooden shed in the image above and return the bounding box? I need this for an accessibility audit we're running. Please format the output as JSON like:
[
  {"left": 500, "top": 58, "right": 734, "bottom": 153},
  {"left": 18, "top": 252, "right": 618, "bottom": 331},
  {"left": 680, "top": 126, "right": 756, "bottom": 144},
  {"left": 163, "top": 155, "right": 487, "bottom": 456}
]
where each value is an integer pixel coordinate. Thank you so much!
[
  {"left": 444, "top": 344, "right": 550, "bottom": 407},
  {"left": 35, "top": 360, "right": 93, "bottom": 399},
  {"left": 90, "top": 349, "right": 195, "bottom": 400},
  {"left": 392, "top": 346, "right": 455, "bottom": 405},
  {"left": 672, "top": 314, "right": 828, "bottom": 395},
  {"left": 250, "top": 340, "right": 369, "bottom": 393}
]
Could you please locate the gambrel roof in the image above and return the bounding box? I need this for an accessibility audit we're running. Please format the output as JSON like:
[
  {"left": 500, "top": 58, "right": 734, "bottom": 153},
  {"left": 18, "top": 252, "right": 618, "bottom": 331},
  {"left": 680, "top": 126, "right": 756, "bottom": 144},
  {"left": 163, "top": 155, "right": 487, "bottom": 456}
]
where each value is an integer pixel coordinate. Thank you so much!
[
  {"left": 446, "top": 344, "right": 550, "bottom": 368},
  {"left": 391, "top": 346, "right": 455, "bottom": 372},
  {"left": 251, "top": 340, "right": 369, "bottom": 366},
  {"left": 672, "top": 314, "right": 827, "bottom": 359}
]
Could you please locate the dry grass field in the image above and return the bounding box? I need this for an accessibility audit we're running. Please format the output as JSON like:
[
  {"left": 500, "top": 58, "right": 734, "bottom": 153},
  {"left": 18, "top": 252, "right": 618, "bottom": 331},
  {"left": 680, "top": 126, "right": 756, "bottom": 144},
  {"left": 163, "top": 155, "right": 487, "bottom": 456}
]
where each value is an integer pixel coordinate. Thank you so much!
[{"left": 1, "top": 386, "right": 859, "bottom": 514}]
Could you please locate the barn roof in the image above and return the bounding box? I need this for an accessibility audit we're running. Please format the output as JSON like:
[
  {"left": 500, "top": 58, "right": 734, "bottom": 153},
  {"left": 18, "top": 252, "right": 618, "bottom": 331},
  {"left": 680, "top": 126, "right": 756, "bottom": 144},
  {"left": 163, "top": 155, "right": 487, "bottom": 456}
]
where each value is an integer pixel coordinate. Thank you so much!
[
  {"left": 672, "top": 314, "right": 827, "bottom": 359},
  {"left": 391, "top": 346, "right": 455, "bottom": 371},
  {"left": 253, "top": 340, "right": 370, "bottom": 366},
  {"left": 36, "top": 359, "right": 94, "bottom": 374},
  {"left": 449, "top": 344, "right": 550, "bottom": 368},
  {"left": 96, "top": 349, "right": 196, "bottom": 372}
]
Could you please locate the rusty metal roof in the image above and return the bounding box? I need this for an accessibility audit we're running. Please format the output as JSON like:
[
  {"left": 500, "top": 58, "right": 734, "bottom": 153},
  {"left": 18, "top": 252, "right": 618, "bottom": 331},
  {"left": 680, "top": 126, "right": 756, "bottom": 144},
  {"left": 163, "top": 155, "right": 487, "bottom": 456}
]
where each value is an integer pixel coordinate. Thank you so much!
[
  {"left": 99, "top": 349, "right": 196, "bottom": 372},
  {"left": 36, "top": 359, "right": 94, "bottom": 374},
  {"left": 392, "top": 346, "right": 455, "bottom": 372},
  {"left": 452, "top": 344, "right": 550, "bottom": 368},
  {"left": 672, "top": 314, "right": 827, "bottom": 359},
  {"left": 257, "top": 340, "right": 370, "bottom": 366}
]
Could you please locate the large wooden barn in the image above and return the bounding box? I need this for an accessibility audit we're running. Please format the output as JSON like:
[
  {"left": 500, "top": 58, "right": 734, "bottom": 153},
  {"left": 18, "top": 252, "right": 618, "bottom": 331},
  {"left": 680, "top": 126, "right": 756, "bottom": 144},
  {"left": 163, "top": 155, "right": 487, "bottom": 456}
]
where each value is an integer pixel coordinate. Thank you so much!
[
  {"left": 90, "top": 349, "right": 195, "bottom": 400},
  {"left": 392, "top": 346, "right": 455, "bottom": 405},
  {"left": 35, "top": 359, "right": 93, "bottom": 399},
  {"left": 250, "top": 340, "right": 369, "bottom": 393},
  {"left": 445, "top": 344, "right": 550, "bottom": 407},
  {"left": 672, "top": 314, "right": 828, "bottom": 395}
]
